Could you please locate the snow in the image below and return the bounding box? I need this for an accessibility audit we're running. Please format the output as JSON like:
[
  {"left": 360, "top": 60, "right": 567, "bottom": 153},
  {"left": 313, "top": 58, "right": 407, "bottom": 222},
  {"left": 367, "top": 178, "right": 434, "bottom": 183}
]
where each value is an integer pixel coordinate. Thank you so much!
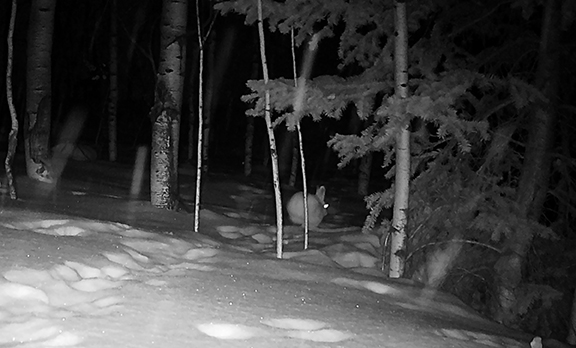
[{"left": 0, "top": 160, "right": 533, "bottom": 347}]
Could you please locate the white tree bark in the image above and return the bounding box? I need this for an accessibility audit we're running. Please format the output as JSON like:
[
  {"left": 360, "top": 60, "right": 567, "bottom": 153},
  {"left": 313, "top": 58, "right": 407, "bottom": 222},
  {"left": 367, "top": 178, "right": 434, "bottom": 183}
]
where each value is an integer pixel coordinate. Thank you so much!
[
  {"left": 150, "top": 0, "right": 187, "bottom": 209},
  {"left": 389, "top": 0, "right": 410, "bottom": 279},
  {"left": 257, "top": 0, "right": 284, "bottom": 258},
  {"left": 4, "top": 0, "right": 18, "bottom": 199},
  {"left": 194, "top": 0, "right": 205, "bottom": 233},
  {"left": 290, "top": 30, "right": 320, "bottom": 249},
  {"left": 25, "top": 0, "right": 56, "bottom": 183},
  {"left": 202, "top": 36, "right": 215, "bottom": 173}
]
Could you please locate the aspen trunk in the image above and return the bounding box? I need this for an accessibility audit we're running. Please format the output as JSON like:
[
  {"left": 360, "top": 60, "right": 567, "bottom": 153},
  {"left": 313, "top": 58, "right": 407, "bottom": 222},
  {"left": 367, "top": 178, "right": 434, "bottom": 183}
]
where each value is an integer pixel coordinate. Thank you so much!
[
  {"left": 150, "top": 0, "right": 187, "bottom": 210},
  {"left": 257, "top": 0, "right": 284, "bottom": 258},
  {"left": 194, "top": 0, "right": 205, "bottom": 232},
  {"left": 389, "top": 0, "right": 410, "bottom": 278},
  {"left": 25, "top": 0, "right": 57, "bottom": 183},
  {"left": 4, "top": 0, "right": 18, "bottom": 199}
]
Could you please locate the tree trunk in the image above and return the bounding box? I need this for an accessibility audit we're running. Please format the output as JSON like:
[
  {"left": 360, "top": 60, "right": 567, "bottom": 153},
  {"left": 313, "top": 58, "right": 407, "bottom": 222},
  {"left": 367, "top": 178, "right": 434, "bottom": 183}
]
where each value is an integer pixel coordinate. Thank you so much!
[
  {"left": 244, "top": 116, "right": 254, "bottom": 176},
  {"left": 493, "top": 0, "right": 561, "bottom": 325},
  {"left": 108, "top": 0, "right": 119, "bottom": 162},
  {"left": 25, "top": 0, "right": 56, "bottom": 183},
  {"left": 187, "top": 42, "right": 199, "bottom": 162},
  {"left": 150, "top": 0, "right": 187, "bottom": 210},
  {"left": 288, "top": 132, "right": 299, "bottom": 187},
  {"left": 389, "top": 0, "right": 410, "bottom": 279},
  {"left": 194, "top": 0, "right": 205, "bottom": 233},
  {"left": 516, "top": 3, "right": 560, "bottom": 220},
  {"left": 5, "top": 0, "right": 18, "bottom": 199},
  {"left": 201, "top": 32, "right": 216, "bottom": 173},
  {"left": 290, "top": 31, "right": 320, "bottom": 250},
  {"left": 257, "top": 0, "right": 284, "bottom": 258},
  {"left": 358, "top": 153, "right": 372, "bottom": 196},
  {"left": 567, "top": 288, "right": 576, "bottom": 345},
  {"left": 278, "top": 129, "right": 294, "bottom": 181}
]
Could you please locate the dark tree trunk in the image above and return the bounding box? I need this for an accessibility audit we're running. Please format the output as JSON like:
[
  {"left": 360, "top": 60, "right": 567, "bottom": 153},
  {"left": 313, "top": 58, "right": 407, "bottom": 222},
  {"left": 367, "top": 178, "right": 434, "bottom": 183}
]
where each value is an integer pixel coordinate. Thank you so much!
[
  {"left": 108, "top": 0, "right": 119, "bottom": 162},
  {"left": 493, "top": 0, "right": 561, "bottom": 325}
]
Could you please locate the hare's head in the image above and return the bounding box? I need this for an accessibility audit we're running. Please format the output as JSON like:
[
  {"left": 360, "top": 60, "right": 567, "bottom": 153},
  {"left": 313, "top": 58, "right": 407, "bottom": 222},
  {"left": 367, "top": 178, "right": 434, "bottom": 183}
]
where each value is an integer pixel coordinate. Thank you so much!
[{"left": 315, "top": 186, "right": 329, "bottom": 212}]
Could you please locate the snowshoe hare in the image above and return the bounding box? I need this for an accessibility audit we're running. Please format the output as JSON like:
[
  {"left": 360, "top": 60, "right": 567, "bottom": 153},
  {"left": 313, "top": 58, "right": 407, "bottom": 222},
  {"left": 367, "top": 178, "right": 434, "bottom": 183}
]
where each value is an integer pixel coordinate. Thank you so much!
[{"left": 287, "top": 186, "right": 328, "bottom": 229}]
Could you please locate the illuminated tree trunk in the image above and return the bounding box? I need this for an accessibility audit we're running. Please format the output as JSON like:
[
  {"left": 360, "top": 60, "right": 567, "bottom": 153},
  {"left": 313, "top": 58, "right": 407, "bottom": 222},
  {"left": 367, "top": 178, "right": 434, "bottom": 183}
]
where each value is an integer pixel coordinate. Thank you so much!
[
  {"left": 5, "top": 0, "right": 18, "bottom": 199},
  {"left": 389, "top": 0, "right": 410, "bottom": 278},
  {"left": 25, "top": 0, "right": 56, "bottom": 183},
  {"left": 202, "top": 35, "right": 215, "bottom": 172},
  {"left": 187, "top": 48, "right": 199, "bottom": 163},
  {"left": 193, "top": 0, "right": 205, "bottom": 232},
  {"left": 493, "top": 0, "right": 561, "bottom": 325},
  {"left": 290, "top": 30, "right": 320, "bottom": 249},
  {"left": 150, "top": 0, "right": 187, "bottom": 210},
  {"left": 257, "top": 0, "right": 284, "bottom": 258}
]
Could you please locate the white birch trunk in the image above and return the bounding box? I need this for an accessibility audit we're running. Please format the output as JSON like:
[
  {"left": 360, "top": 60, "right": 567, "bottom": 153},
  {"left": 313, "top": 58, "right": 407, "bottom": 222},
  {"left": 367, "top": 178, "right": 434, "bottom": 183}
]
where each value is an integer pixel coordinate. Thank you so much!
[
  {"left": 4, "top": 0, "right": 18, "bottom": 199},
  {"left": 296, "top": 125, "right": 309, "bottom": 248},
  {"left": 25, "top": 0, "right": 56, "bottom": 183},
  {"left": 188, "top": 45, "right": 199, "bottom": 163},
  {"left": 194, "top": 0, "right": 205, "bottom": 233},
  {"left": 290, "top": 29, "right": 320, "bottom": 249},
  {"left": 257, "top": 0, "right": 284, "bottom": 258},
  {"left": 389, "top": 0, "right": 410, "bottom": 279},
  {"left": 150, "top": 0, "right": 187, "bottom": 209},
  {"left": 201, "top": 36, "right": 216, "bottom": 173}
]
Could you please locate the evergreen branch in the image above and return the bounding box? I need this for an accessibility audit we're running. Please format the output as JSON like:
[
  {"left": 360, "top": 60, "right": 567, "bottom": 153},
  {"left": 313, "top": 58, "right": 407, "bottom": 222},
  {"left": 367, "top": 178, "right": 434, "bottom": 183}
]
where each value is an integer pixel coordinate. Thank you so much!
[
  {"left": 448, "top": 1, "right": 509, "bottom": 39},
  {"left": 406, "top": 239, "right": 502, "bottom": 264}
]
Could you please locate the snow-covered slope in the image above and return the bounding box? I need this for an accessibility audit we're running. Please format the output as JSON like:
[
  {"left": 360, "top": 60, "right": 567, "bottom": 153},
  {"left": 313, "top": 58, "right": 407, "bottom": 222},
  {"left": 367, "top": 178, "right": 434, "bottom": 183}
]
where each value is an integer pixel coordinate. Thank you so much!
[{"left": 0, "top": 161, "right": 532, "bottom": 347}]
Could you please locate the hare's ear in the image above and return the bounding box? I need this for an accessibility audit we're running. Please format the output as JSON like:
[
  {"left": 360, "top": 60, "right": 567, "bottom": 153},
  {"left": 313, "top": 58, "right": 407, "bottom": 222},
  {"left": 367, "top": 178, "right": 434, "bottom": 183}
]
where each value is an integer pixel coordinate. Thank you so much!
[{"left": 316, "top": 186, "right": 326, "bottom": 201}]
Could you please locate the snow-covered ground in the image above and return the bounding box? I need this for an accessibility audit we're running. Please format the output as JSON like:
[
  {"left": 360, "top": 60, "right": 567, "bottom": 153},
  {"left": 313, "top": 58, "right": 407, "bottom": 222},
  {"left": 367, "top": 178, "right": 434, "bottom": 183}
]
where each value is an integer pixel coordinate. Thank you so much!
[{"left": 0, "top": 159, "right": 532, "bottom": 347}]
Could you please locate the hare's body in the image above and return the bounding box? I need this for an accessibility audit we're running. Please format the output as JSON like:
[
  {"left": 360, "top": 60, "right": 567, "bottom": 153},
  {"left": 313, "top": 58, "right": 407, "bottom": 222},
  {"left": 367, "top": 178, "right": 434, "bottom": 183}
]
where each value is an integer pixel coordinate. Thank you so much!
[{"left": 287, "top": 186, "right": 328, "bottom": 229}]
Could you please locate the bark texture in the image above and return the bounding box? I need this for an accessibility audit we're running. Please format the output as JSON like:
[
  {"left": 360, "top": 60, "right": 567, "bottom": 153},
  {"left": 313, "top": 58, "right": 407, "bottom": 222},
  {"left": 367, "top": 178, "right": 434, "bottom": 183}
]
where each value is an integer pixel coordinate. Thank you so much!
[
  {"left": 150, "top": 0, "right": 187, "bottom": 209},
  {"left": 25, "top": 0, "right": 56, "bottom": 183},
  {"left": 389, "top": 0, "right": 410, "bottom": 278}
]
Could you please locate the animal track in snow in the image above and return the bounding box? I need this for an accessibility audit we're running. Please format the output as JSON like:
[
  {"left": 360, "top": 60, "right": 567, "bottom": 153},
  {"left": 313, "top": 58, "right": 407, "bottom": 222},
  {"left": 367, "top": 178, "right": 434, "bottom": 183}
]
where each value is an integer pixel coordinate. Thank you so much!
[
  {"left": 0, "top": 212, "right": 525, "bottom": 348},
  {"left": 0, "top": 216, "right": 219, "bottom": 346},
  {"left": 196, "top": 318, "right": 353, "bottom": 343}
]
